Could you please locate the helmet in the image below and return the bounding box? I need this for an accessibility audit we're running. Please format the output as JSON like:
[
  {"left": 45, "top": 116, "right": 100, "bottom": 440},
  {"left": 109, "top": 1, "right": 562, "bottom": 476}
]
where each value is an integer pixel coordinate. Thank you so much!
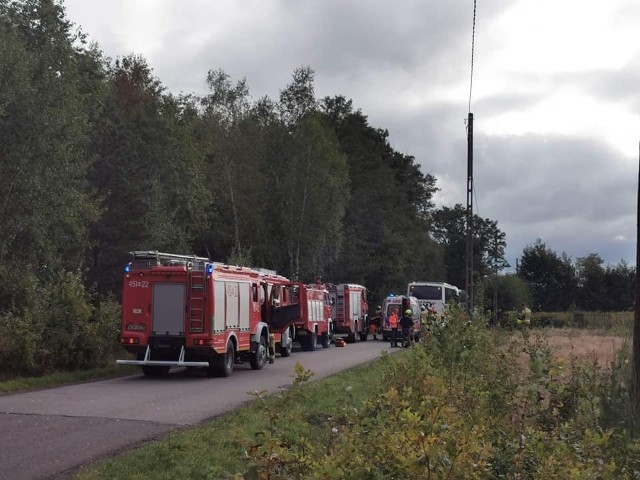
[{"left": 404, "top": 309, "right": 412, "bottom": 316}]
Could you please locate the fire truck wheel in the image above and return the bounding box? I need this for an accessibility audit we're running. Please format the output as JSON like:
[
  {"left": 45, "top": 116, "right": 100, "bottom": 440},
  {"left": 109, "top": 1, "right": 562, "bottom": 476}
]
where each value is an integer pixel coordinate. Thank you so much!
[
  {"left": 209, "top": 339, "right": 235, "bottom": 377},
  {"left": 250, "top": 335, "right": 268, "bottom": 370},
  {"left": 280, "top": 341, "right": 292, "bottom": 357},
  {"left": 310, "top": 331, "right": 317, "bottom": 351},
  {"left": 320, "top": 332, "right": 331, "bottom": 348}
]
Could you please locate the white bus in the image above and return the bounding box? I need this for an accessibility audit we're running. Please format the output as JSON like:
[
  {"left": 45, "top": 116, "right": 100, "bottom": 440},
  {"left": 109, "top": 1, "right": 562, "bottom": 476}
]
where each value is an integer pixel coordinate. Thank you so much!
[{"left": 407, "top": 282, "right": 464, "bottom": 314}]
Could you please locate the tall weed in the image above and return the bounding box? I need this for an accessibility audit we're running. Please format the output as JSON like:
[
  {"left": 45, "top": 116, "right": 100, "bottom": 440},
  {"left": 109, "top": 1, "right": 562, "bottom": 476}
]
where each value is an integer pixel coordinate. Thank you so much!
[{"left": 241, "top": 309, "right": 640, "bottom": 479}]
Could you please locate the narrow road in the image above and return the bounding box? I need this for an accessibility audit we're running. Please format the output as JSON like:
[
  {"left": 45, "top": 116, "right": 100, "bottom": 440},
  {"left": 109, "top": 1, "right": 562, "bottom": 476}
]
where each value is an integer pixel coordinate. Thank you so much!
[{"left": 0, "top": 339, "right": 393, "bottom": 480}]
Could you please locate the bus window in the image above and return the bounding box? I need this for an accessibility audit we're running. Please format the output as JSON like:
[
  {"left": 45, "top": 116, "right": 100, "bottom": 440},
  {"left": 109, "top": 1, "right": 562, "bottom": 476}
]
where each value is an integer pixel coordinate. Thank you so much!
[{"left": 409, "top": 285, "right": 443, "bottom": 301}]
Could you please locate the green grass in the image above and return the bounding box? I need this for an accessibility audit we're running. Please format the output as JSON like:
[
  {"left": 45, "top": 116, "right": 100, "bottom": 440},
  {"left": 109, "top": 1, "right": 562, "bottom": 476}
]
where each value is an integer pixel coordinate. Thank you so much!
[
  {"left": 72, "top": 355, "right": 395, "bottom": 479},
  {"left": 0, "top": 364, "right": 138, "bottom": 394}
]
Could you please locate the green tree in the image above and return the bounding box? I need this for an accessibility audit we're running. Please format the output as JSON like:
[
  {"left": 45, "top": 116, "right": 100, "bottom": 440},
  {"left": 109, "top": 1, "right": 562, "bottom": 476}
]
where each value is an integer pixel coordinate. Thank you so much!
[
  {"left": 482, "top": 273, "right": 530, "bottom": 324},
  {"left": 0, "top": 0, "right": 100, "bottom": 304},
  {"left": 575, "top": 253, "right": 606, "bottom": 311},
  {"left": 270, "top": 111, "right": 349, "bottom": 279},
  {"left": 89, "top": 55, "right": 211, "bottom": 292},
  {"left": 430, "top": 204, "right": 507, "bottom": 290},
  {"left": 321, "top": 97, "right": 443, "bottom": 301},
  {"left": 603, "top": 260, "right": 635, "bottom": 311},
  {"left": 198, "top": 69, "right": 266, "bottom": 265},
  {"left": 0, "top": 0, "right": 121, "bottom": 376},
  {"left": 517, "top": 239, "right": 577, "bottom": 311}
]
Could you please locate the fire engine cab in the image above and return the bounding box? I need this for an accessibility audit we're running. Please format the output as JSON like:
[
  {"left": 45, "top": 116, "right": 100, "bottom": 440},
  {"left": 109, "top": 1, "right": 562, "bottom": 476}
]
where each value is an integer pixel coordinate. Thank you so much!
[
  {"left": 117, "top": 251, "right": 273, "bottom": 377},
  {"left": 327, "top": 283, "right": 369, "bottom": 343}
]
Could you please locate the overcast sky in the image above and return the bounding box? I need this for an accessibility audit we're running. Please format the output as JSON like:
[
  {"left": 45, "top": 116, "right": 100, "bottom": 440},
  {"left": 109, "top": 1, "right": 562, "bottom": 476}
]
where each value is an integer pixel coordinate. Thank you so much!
[{"left": 62, "top": 0, "right": 640, "bottom": 270}]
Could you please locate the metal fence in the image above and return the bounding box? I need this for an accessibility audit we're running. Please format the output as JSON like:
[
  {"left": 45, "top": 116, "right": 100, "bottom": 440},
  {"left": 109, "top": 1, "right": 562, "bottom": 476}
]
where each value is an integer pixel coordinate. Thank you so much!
[{"left": 572, "top": 311, "right": 633, "bottom": 330}]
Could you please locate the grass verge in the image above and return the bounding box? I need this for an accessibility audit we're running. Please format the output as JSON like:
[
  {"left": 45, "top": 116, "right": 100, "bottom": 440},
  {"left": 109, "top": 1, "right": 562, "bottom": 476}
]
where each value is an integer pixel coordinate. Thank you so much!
[{"left": 0, "top": 364, "right": 138, "bottom": 395}]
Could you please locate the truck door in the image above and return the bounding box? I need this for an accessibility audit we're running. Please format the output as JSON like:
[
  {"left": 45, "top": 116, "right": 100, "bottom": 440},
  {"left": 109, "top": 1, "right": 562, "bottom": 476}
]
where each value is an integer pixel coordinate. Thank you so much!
[{"left": 152, "top": 283, "right": 186, "bottom": 334}]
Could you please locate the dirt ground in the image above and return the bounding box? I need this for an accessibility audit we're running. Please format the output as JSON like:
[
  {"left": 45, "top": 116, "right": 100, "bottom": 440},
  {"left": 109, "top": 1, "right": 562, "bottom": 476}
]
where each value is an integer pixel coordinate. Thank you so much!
[{"left": 530, "top": 330, "right": 628, "bottom": 368}]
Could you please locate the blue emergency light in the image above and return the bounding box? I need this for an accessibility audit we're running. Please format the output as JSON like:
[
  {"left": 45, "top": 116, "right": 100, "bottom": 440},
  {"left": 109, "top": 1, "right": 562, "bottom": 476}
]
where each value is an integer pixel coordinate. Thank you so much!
[
  {"left": 206, "top": 264, "right": 214, "bottom": 275},
  {"left": 124, "top": 263, "right": 131, "bottom": 273}
]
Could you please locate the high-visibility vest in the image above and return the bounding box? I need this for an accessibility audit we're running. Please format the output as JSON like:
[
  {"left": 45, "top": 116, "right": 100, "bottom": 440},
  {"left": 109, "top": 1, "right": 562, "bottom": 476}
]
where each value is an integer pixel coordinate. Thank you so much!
[{"left": 389, "top": 312, "right": 399, "bottom": 328}]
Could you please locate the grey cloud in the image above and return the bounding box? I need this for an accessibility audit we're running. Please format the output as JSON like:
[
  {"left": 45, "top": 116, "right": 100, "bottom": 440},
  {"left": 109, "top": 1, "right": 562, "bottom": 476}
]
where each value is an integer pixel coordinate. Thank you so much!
[
  {"left": 474, "top": 134, "right": 636, "bottom": 265},
  {"left": 62, "top": 0, "right": 638, "bottom": 268}
]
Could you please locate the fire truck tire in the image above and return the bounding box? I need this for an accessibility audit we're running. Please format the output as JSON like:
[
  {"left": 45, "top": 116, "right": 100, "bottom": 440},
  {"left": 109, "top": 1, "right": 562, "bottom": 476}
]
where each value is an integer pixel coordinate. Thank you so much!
[
  {"left": 280, "top": 329, "right": 292, "bottom": 357},
  {"left": 320, "top": 332, "right": 331, "bottom": 348},
  {"left": 304, "top": 331, "right": 317, "bottom": 351},
  {"left": 250, "top": 335, "right": 268, "bottom": 370},
  {"left": 209, "top": 340, "right": 235, "bottom": 377},
  {"left": 280, "top": 341, "right": 292, "bottom": 357}
]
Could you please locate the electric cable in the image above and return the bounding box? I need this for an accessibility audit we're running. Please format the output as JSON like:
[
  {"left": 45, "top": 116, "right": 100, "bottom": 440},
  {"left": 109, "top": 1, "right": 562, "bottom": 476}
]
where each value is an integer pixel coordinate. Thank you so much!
[{"left": 468, "top": 0, "right": 477, "bottom": 114}]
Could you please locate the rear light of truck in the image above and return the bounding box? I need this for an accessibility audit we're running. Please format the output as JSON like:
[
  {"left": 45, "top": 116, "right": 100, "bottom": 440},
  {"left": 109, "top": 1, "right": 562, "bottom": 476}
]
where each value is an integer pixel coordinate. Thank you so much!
[
  {"left": 193, "top": 339, "right": 214, "bottom": 346},
  {"left": 121, "top": 336, "right": 139, "bottom": 345}
]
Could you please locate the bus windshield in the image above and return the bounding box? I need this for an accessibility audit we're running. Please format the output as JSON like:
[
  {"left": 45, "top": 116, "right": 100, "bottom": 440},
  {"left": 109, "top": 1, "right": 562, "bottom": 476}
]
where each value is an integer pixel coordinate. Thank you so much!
[{"left": 409, "top": 285, "right": 443, "bottom": 301}]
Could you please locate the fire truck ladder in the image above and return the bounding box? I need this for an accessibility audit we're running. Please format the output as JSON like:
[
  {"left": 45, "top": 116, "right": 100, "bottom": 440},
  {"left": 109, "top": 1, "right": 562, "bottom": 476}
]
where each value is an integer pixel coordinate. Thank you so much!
[
  {"left": 336, "top": 294, "right": 345, "bottom": 322},
  {"left": 130, "top": 250, "right": 209, "bottom": 268},
  {"left": 189, "top": 267, "right": 206, "bottom": 333}
]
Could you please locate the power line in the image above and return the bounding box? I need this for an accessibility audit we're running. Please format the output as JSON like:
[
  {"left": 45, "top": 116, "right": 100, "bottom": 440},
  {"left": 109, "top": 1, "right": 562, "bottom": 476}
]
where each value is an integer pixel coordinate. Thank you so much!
[{"left": 468, "top": 0, "right": 477, "bottom": 114}]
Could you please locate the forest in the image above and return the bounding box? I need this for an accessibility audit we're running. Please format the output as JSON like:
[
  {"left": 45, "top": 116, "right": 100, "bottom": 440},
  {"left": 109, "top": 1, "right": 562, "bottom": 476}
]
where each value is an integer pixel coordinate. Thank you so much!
[{"left": 0, "top": 0, "right": 635, "bottom": 377}]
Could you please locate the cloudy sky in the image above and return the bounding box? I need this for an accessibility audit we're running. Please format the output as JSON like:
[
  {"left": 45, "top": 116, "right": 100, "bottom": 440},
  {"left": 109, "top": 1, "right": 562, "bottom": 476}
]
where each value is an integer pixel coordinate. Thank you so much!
[{"left": 62, "top": 0, "right": 640, "bottom": 269}]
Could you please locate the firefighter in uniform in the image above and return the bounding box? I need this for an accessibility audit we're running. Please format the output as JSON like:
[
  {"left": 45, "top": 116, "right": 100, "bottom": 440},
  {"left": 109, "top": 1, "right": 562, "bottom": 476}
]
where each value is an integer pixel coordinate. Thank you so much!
[
  {"left": 420, "top": 305, "right": 430, "bottom": 336},
  {"left": 517, "top": 303, "right": 532, "bottom": 327},
  {"left": 369, "top": 306, "right": 382, "bottom": 340},
  {"left": 388, "top": 308, "right": 399, "bottom": 347},
  {"left": 399, "top": 309, "right": 415, "bottom": 348}
]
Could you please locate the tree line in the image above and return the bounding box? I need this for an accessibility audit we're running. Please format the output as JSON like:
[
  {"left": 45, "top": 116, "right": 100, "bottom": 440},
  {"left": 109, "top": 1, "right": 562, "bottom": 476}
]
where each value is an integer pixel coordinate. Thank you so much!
[{"left": 0, "top": 0, "right": 633, "bottom": 377}]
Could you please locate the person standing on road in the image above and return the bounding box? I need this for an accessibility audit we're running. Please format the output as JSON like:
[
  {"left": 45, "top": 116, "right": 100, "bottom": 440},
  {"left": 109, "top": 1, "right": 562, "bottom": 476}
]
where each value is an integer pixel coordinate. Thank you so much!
[
  {"left": 388, "top": 308, "right": 399, "bottom": 347},
  {"left": 369, "top": 306, "right": 382, "bottom": 340},
  {"left": 400, "top": 309, "right": 415, "bottom": 348}
]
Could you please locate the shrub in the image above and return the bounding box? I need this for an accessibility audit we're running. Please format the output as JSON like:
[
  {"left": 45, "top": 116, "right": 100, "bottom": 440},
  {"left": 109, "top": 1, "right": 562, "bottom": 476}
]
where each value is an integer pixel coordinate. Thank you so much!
[
  {"left": 0, "top": 270, "right": 121, "bottom": 378},
  {"left": 240, "top": 308, "right": 640, "bottom": 479}
]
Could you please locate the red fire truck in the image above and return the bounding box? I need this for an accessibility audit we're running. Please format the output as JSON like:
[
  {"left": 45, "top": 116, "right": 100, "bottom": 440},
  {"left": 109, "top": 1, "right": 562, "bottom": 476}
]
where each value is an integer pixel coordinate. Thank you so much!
[
  {"left": 269, "top": 281, "right": 332, "bottom": 352},
  {"left": 117, "top": 251, "right": 275, "bottom": 377},
  {"left": 327, "top": 283, "right": 369, "bottom": 343},
  {"left": 292, "top": 282, "right": 332, "bottom": 350}
]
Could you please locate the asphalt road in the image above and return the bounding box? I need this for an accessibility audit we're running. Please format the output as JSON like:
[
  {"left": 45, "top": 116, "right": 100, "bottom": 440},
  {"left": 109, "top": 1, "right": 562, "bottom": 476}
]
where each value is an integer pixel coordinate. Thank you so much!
[{"left": 0, "top": 338, "right": 394, "bottom": 480}]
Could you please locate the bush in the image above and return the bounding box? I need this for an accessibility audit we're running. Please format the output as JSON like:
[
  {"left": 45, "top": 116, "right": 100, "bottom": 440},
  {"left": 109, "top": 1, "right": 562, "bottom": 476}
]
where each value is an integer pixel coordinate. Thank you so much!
[
  {"left": 0, "top": 270, "right": 121, "bottom": 378},
  {"left": 241, "top": 309, "right": 640, "bottom": 479}
]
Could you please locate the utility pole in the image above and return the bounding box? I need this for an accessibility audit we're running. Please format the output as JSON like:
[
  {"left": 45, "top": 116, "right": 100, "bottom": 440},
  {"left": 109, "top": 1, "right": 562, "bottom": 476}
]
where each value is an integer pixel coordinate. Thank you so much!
[
  {"left": 634, "top": 141, "right": 640, "bottom": 412},
  {"left": 465, "top": 112, "right": 474, "bottom": 316},
  {"left": 493, "top": 231, "right": 499, "bottom": 326}
]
